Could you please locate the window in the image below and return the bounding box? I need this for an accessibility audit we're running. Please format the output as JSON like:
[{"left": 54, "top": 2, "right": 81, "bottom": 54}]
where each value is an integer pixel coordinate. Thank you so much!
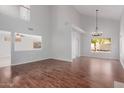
[
  {"left": 91, "top": 38, "right": 111, "bottom": 53},
  {"left": 20, "top": 5, "right": 30, "bottom": 21},
  {"left": 15, "top": 33, "right": 42, "bottom": 51}
]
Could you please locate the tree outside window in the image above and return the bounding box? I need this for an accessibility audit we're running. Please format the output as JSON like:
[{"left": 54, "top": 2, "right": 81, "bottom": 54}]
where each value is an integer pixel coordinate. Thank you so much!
[{"left": 91, "top": 38, "right": 111, "bottom": 52}]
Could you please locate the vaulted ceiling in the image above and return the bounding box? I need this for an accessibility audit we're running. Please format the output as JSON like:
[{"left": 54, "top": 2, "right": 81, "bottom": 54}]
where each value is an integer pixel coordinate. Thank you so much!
[{"left": 74, "top": 5, "right": 124, "bottom": 20}]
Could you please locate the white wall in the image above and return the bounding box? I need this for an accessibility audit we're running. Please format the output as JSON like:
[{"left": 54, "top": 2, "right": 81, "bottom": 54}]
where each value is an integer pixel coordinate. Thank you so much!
[
  {"left": 0, "top": 5, "right": 19, "bottom": 18},
  {"left": 0, "top": 5, "right": 81, "bottom": 66},
  {"left": 80, "top": 15, "right": 120, "bottom": 60},
  {"left": 0, "top": 5, "right": 119, "bottom": 67},
  {"left": 0, "top": 31, "right": 11, "bottom": 67},
  {"left": 0, "top": 31, "right": 11, "bottom": 57},
  {"left": 120, "top": 9, "right": 124, "bottom": 67},
  {"left": 50, "top": 6, "right": 81, "bottom": 61},
  {"left": 0, "top": 5, "right": 51, "bottom": 66}
]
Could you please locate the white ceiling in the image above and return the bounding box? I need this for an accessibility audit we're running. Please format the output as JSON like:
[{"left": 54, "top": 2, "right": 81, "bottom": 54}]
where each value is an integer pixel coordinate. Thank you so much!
[{"left": 74, "top": 5, "right": 124, "bottom": 20}]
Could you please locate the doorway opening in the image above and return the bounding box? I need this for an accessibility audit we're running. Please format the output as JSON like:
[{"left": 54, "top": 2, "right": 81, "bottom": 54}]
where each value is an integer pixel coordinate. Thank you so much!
[{"left": 71, "top": 31, "right": 80, "bottom": 59}]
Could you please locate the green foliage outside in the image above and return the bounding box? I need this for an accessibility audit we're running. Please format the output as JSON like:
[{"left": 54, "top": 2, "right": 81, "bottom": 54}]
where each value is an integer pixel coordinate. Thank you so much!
[{"left": 91, "top": 38, "right": 111, "bottom": 51}]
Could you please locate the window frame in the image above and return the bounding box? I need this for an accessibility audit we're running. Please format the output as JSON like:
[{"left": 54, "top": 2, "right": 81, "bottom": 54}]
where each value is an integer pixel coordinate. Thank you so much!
[{"left": 19, "top": 5, "right": 31, "bottom": 21}]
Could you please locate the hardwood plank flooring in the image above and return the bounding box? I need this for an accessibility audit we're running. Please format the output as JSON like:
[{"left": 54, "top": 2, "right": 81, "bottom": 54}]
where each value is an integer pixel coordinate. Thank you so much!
[{"left": 0, "top": 56, "right": 124, "bottom": 88}]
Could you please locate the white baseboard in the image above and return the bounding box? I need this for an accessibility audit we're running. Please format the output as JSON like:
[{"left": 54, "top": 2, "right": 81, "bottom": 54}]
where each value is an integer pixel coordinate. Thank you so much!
[
  {"left": 11, "top": 57, "right": 50, "bottom": 66},
  {"left": 0, "top": 57, "right": 72, "bottom": 68},
  {"left": 51, "top": 58, "right": 72, "bottom": 62},
  {"left": 80, "top": 55, "right": 119, "bottom": 61},
  {"left": 120, "top": 59, "right": 124, "bottom": 69},
  {"left": 0, "top": 64, "right": 11, "bottom": 68}
]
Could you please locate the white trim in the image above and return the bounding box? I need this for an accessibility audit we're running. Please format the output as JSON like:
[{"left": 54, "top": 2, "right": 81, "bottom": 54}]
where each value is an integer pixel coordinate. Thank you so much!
[
  {"left": 71, "top": 24, "right": 85, "bottom": 33},
  {"left": 11, "top": 58, "right": 72, "bottom": 67},
  {"left": 11, "top": 57, "right": 50, "bottom": 66},
  {"left": 0, "top": 64, "right": 11, "bottom": 68},
  {"left": 50, "top": 58, "right": 72, "bottom": 62},
  {"left": 120, "top": 59, "right": 124, "bottom": 69},
  {"left": 11, "top": 57, "right": 72, "bottom": 66},
  {"left": 0, "top": 57, "right": 72, "bottom": 68},
  {"left": 80, "top": 56, "right": 119, "bottom": 61},
  {"left": 65, "top": 22, "right": 85, "bottom": 33}
]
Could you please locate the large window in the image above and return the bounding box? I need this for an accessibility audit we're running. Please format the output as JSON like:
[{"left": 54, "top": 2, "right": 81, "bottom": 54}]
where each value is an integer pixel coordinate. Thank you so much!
[
  {"left": 20, "top": 5, "right": 30, "bottom": 21},
  {"left": 91, "top": 38, "right": 111, "bottom": 53},
  {"left": 0, "top": 5, "right": 30, "bottom": 20}
]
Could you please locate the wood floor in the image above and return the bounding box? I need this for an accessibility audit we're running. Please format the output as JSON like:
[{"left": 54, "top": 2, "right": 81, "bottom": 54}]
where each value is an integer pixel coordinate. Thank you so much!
[{"left": 0, "top": 56, "right": 124, "bottom": 88}]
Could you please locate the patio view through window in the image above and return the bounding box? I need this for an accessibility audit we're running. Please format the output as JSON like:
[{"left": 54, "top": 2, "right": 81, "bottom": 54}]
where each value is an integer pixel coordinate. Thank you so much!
[{"left": 91, "top": 38, "right": 111, "bottom": 53}]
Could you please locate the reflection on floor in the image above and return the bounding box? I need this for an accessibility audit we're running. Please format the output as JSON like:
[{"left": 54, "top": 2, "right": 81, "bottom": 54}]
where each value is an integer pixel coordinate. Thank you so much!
[
  {"left": 0, "top": 56, "right": 11, "bottom": 87},
  {"left": 0, "top": 56, "right": 124, "bottom": 88},
  {"left": 114, "top": 81, "right": 124, "bottom": 88}
]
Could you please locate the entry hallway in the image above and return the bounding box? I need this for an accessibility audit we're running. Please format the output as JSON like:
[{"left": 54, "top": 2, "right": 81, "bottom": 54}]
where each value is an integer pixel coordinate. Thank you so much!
[{"left": 0, "top": 56, "right": 124, "bottom": 88}]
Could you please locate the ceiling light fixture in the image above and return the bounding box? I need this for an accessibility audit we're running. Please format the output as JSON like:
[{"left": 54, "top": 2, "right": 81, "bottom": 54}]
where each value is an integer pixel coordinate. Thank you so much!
[{"left": 91, "top": 9, "right": 103, "bottom": 37}]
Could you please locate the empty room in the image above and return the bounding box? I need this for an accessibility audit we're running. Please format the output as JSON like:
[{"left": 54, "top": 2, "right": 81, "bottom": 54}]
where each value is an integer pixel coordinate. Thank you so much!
[{"left": 0, "top": 5, "right": 124, "bottom": 88}]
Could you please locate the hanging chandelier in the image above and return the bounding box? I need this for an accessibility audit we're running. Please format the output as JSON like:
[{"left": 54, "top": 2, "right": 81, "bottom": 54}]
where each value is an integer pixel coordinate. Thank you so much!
[{"left": 91, "top": 9, "right": 103, "bottom": 36}]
